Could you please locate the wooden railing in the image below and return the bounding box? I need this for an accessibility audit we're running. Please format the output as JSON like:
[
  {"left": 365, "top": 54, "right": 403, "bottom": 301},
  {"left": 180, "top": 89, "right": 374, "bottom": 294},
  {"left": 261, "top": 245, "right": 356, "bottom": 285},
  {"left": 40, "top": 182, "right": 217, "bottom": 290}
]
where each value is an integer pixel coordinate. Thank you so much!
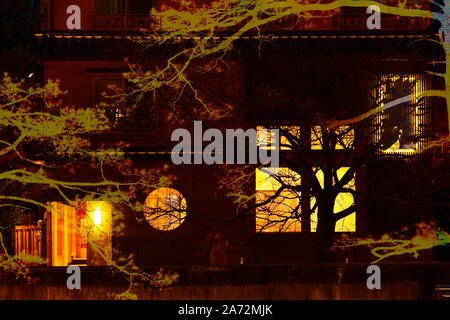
[
  {"left": 91, "top": 13, "right": 429, "bottom": 32},
  {"left": 338, "top": 15, "right": 428, "bottom": 31},
  {"left": 92, "top": 14, "right": 153, "bottom": 31},
  {"left": 15, "top": 224, "right": 44, "bottom": 262},
  {"left": 105, "top": 108, "right": 156, "bottom": 132}
]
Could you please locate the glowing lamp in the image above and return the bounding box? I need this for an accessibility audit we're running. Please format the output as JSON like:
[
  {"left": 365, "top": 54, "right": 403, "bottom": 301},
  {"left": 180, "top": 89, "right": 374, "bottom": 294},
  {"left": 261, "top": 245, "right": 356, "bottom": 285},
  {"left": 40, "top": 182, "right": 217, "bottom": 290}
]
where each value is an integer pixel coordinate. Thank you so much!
[{"left": 94, "top": 207, "right": 102, "bottom": 225}]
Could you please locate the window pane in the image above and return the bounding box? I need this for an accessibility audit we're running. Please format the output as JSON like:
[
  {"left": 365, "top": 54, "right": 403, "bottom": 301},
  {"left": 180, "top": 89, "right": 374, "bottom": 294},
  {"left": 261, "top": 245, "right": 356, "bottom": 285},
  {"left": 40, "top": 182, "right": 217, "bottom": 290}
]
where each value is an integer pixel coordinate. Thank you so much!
[
  {"left": 280, "top": 126, "right": 300, "bottom": 150},
  {"left": 257, "top": 126, "right": 275, "bottom": 150},
  {"left": 256, "top": 191, "right": 301, "bottom": 232},
  {"left": 310, "top": 167, "right": 356, "bottom": 232},
  {"left": 334, "top": 193, "right": 356, "bottom": 232},
  {"left": 311, "top": 126, "right": 323, "bottom": 150},
  {"left": 255, "top": 168, "right": 301, "bottom": 232},
  {"left": 335, "top": 126, "right": 354, "bottom": 149},
  {"left": 257, "top": 126, "right": 300, "bottom": 150},
  {"left": 311, "top": 126, "right": 354, "bottom": 150},
  {"left": 144, "top": 188, "right": 187, "bottom": 231},
  {"left": 256, "top": 167, "right": 301, "bottom": 191},
  {"left": 371, "top": 74, "right": 428, "bottom": 154},
  {"left": 97, "top": 0, "right": 124, "bottom": 14},
  {"left": 127, "top": 0, "right": 155, "bottom": 14}
]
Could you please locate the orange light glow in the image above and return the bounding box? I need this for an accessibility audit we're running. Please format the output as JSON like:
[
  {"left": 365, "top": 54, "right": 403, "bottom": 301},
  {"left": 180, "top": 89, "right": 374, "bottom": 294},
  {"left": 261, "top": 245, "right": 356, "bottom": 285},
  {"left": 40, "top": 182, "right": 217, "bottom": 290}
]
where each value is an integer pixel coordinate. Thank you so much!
[
  {"left": 311, "top": 167, "right": 356, "bottom": 232},
  {"left": 144, "top": 188, "right": 187, "bottom": 231},
  {"left": 47, "top": 201, "right": 112, "bottom": 266},
  {"left": 257, "top": 126, "right": 301, "bottom": 150},
  {"left": 373, "top": 74, "right": 428, "bottom": 154},
  {"left": 255, "top": 168, "right": 302, "bottom": 232},
  {"left": 94, "top": 207, "right": 102, "bottom": 225},
  {"left": 311, "top": 126, "right": 354, "bottom": 150}
]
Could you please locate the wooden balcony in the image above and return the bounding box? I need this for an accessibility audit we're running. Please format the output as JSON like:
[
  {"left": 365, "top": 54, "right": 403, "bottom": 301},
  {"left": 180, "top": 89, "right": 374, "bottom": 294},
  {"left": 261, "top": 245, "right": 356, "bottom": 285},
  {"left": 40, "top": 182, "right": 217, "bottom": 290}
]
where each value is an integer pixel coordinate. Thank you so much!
[
  {"left": 15, "top": 223, "right": 45, "bottom": 264},
  {"left": 91, "top": 13, "right": 428, "bottom": 33}
]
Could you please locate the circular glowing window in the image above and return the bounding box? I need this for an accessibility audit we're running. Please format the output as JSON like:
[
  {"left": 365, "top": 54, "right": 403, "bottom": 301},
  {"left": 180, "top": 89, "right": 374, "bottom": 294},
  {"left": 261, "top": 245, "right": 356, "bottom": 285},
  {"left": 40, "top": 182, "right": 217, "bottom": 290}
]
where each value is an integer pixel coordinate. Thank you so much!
[{"left": 143, "top": 188, "right": 187, "bottom": 231}]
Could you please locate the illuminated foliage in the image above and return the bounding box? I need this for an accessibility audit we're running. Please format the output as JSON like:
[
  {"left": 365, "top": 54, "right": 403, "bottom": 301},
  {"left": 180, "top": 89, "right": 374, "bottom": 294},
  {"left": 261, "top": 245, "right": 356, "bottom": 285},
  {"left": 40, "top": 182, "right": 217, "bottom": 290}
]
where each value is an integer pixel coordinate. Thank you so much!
[
  {"left": 334, "top": 222, "right": 450, "bottom": 263},
  {"left": 0, "top": 74, "right": 178, "bottom": 294}
]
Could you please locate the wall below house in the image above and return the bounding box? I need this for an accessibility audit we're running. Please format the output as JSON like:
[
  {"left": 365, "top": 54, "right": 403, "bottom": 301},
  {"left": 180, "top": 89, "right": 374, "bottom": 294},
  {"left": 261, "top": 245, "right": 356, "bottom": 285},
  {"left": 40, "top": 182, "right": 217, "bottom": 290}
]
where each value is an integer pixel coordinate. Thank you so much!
[{"left": 0, "top": 263, "right": 449, "bottom": 300}]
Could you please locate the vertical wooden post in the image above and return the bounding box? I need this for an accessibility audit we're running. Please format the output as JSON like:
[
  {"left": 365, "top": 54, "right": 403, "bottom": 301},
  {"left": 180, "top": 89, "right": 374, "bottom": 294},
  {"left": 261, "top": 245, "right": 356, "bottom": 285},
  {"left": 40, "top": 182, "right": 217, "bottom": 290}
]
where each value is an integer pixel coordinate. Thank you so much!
[
  {"left": 124, "top": 0, "right": 128, "bottom": 30},
  {"left": 301, "top": 122, "right": 311, "bottom": 233}
]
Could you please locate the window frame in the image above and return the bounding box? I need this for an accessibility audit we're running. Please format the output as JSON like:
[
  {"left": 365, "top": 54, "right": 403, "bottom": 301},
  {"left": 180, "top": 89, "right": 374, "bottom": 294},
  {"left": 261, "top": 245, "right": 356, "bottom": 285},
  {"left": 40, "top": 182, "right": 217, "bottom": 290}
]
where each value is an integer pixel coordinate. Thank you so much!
[
  {"left": 255, "top": 167, "right": 302, "bottom": 233},
  {"left": 143, "top": 188, "right": 188, "bottom": 232},
  {"left": 255, "top": 125, "right": 358, "bottom": 234}
]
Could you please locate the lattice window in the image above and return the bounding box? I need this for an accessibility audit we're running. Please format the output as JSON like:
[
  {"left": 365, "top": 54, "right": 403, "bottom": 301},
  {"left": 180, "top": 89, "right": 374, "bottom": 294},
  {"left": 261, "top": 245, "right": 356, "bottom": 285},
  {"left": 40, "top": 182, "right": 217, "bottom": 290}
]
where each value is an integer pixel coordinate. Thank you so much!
[{"left": 368, "top": 74, "right": 431, "bottom": 155}]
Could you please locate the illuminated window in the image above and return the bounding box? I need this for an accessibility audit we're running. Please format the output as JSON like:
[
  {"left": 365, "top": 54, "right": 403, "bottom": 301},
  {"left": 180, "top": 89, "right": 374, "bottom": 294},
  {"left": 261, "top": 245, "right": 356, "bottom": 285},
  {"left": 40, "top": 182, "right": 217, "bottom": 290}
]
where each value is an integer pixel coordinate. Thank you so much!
[
  {"left": 257, "top": 126, "right": 300, "bottom": 150},
  {"left": 370, "top": 74, "right": 430, "bottom": 155},
  {"left": 47, "top": 201, "right": 112, "bottom": 266},
  {"left": 255, "top": 168, "right": 302, "bottom": 232},
  {"left": 311, "top": 126, "right": 354, "bottom": 150},
  {"left": 257, "top": 126, "right": 273, "bottom": 150},
  {"left": 310, "top": 167, "right": 356, "bottom": 232},
  {"left": 280, "top": 126, "right": 301, "bottom": 150},
  {"left": 144, "top": 188, "right": 187, "bottom": 231}
]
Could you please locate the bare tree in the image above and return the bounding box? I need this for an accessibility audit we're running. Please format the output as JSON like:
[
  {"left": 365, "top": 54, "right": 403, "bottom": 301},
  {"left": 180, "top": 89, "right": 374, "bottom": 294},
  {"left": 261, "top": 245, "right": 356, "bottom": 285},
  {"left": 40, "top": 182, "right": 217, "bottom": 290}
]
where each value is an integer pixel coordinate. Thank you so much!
[{"left": 116, "top": 0, "right": 448, "bottom": 263}]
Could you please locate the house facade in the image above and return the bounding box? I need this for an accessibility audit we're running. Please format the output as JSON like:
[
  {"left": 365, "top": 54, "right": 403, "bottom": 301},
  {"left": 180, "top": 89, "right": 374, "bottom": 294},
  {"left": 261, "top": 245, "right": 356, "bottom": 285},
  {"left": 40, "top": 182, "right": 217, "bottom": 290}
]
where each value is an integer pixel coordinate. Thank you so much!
[{"left": 13, "top": 0, "right": 448, "bottom": 267}]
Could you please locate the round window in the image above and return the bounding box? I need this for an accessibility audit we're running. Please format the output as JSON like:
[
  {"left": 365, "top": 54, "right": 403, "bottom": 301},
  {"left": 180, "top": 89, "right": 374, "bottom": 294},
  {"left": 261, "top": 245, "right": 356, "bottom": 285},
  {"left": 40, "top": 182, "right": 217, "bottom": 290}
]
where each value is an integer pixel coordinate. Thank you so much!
[{"left": 143, "top": 188, "right": 187, "bottom": 231}]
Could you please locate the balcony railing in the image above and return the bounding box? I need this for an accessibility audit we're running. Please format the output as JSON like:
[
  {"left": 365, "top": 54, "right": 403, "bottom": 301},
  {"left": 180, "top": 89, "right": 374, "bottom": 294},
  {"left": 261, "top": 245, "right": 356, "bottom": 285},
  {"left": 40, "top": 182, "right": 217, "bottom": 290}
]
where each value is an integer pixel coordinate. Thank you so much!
[
  {"left": 15, "top": 224, "right": 44, "bottom": 263},
  {"left": 338, "top": 15, "right": 428, "bottom": 31},
  {"left": 93, "top": 14, "right": 154, "bottom": 31},
  {"left": 91, "top": 12, "right": 428, "bottom": 32}
]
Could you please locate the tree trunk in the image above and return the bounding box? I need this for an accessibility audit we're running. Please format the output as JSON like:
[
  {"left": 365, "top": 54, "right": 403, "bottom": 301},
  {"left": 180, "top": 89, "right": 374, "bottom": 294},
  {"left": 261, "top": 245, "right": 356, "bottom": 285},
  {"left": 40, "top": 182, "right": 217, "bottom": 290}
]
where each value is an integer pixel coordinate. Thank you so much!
[{"left": 315, "top": 196, "right": 335, "bottom": 263}]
